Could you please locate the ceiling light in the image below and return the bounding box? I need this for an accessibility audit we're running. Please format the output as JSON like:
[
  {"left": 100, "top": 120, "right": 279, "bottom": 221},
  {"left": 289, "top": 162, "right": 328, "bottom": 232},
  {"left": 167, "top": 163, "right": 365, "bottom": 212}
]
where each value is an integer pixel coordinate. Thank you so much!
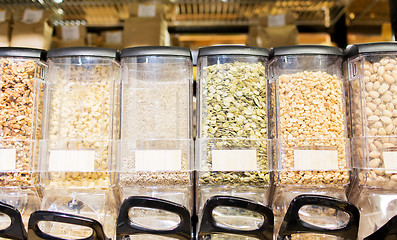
[
  {"left": 349, "top": 13, "right": 355, "bottom": 20},
  {"left": 57, "top": 8, "right": 64, "bottom": 15},
  {"left": 53, "top": 0, "right": 63, "bottom": 3}
]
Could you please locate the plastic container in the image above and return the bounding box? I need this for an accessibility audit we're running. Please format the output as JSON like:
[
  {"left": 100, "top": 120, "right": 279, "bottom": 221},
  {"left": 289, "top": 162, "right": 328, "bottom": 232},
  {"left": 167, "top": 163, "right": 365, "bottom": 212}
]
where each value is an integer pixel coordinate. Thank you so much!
[
  {"left": 269, "top": 45, "right": 350, "bottom": 239},
  {"left": 39, "top": 47, "right": 120, "bottom": 239},
  {"left": 118, "top": 46, "right": 193, "bottom": 239},
  {"left": 0, "top": 47, "right": 46, "bottom": 236},
  {"left": 345, "top": 42, "right": 397, "bottom": 239},
  {"left": 196, "top": 45, "right": 272, "bottom": 239}
]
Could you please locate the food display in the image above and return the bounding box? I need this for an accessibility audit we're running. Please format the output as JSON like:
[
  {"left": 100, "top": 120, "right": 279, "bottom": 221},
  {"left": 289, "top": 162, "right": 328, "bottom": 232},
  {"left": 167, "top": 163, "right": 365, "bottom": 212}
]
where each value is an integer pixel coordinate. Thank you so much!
[
  {"left": 41, "top": 47, "right": 119, "bottom": 188},
  {"left": 270, "top": 46, "right": 349, "bottom": 187},
  {"left": 197, "top": 46, "right": 270, "bottom": 190},
  {"left": 119, "top": 47, "right": 192, "bottom": 189},
  {"left": 347, "top": 43, "right": 397, "bottom": 189},
  {"left": 346, "top": 42, "right": 397, "bottom": 240},
  {"left": 196, "top": 46, "right": 271, "bottom": 239},
  {"left": 0, "top": 47, "right": 46, "bottom": 234}
]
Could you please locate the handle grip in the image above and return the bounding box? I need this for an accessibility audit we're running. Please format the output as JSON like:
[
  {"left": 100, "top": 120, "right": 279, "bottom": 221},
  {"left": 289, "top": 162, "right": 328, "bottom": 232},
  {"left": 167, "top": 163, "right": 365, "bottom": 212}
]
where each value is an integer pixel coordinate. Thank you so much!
[
  {"left": 277, "top": 194, "right": 360, "bottom": 240},
  {"left": 0, "top": 201, "right": 27, "bottom": 240},
  {"left": 28, "top": 211, "right": 109, "bottom": 240},
  {"left": 198, "top": 195, "right": 274, "bottom": 240},
  {"left": 364, "top": 215, "right": 397, "bottom": 240},
  {"left": 116, "top": 196, "right": 192, "bottom": 240}
]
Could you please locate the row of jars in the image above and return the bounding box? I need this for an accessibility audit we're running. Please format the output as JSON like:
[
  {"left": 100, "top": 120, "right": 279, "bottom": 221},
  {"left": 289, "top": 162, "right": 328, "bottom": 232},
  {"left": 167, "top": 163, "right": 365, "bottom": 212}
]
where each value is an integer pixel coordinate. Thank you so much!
[{"left": 0, "top": 44, "right": 396, "bottom": 239}]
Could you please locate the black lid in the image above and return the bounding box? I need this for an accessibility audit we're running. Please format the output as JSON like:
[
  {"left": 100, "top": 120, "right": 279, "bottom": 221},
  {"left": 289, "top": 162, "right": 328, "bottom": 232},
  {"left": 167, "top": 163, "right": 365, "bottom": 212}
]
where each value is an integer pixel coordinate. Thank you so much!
[
  {"left": 47, "top": 47, "right": 118, "bottom": 59},
  {"left": 269, "top": 45, "right": 343, "bottom": 58},
  {"left": 345, "top": 42, "right": 397, "bottom": 59},
  {"left": 198, "top": 45, "right": 269, "bottom": 58},
  {"left": 121, "top": 46, "right": 191, "bottom": 59},
  {"left": 0, "top": 47, "right": 46, "bottom": 60}
]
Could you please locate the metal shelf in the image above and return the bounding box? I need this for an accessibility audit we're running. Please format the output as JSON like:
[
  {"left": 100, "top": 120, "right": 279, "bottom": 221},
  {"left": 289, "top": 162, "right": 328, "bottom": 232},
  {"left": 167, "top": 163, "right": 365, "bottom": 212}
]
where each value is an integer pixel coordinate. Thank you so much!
[{"left": 0, "top": 0, "right": 352, "bottom": 27}]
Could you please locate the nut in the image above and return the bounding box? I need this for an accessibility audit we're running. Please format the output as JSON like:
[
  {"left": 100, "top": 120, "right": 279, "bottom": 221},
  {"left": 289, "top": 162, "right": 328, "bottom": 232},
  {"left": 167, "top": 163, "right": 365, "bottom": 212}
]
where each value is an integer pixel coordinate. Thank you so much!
[
  {"left": 351, "top": 57, "right": 397, "bottom": 188},
  {"left": 0, "top": 58, "right": 43, "bottom": 187},
  {"left": 44, "top": 64, "right": 117, "bottom": 188}
]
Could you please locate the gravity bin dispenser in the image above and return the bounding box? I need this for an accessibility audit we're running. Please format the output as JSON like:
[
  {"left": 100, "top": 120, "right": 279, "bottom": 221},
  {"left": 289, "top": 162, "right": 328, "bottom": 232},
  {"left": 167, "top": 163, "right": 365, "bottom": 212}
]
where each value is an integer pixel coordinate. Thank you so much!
[
  {"left": 196, "top": 45, "right": 274, "bottom": 239},
  {"left": 269, "top": 45, "right": 354, "bottom": 239},
  {"left": 116, "top": 47, "right": 194, "bottom": 240},
  {"left": 346, "top": 42, "right": 397, "bottom": 239},
  {"left": 38, "top": 47, "right": 120, "bottom": 239},
  {"left": 0, "top": 47, "right": 47, "bottom": 239}
]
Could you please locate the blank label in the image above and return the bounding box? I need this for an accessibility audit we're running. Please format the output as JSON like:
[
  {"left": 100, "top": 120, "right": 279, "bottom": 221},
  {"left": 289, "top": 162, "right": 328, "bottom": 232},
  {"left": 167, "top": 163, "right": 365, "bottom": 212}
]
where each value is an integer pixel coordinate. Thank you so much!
[
  {"left": 49, "top": 150, "right": 96, "bottom": 172},
  {"left": 383, "top": 152, "right": 397, "bottom": 173},
  {"left": 212, "top": 150, "right": 257, "bottom": 171},
  {"left": 22, "top": 9, "right": 43, "bottom": 23},
  {"left": 294, "top": 150, "right": 338, "bottom": 170},
  {"left": 135, "top": 150, "right": 182, "bottom": 171},
  {"left": 0, "top": 11, "right": 6, "bottom": 22},
  {"left": 268, "top": 14, "right": 286, "bottom": 27},
  {"left": 0, "top": 149, "right": 16, "bottom": 171},
  {"left": 138, "top": 5, "right": 156, "bottom": 17},
  {"left": 62, "top": 26, "right": 80, "bottom": 41}
]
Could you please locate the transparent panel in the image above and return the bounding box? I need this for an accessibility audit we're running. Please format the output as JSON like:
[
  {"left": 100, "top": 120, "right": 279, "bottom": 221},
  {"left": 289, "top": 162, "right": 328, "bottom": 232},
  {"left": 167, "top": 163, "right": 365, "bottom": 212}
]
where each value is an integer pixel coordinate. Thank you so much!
[
  {"left": 0, "top": 213, "right": 11, "bottom": 230},
  {"left": 129, "top": 207, "right": 180, "bottom": 231},
  {"left": 212, "top": 206, "right": 264, "bottom": 231},
  {"left": 298, "top": 205, "right": 349, "bottom": 229},
  {"left": 38, "top": 221, "right": 93, "bottom": 239}
]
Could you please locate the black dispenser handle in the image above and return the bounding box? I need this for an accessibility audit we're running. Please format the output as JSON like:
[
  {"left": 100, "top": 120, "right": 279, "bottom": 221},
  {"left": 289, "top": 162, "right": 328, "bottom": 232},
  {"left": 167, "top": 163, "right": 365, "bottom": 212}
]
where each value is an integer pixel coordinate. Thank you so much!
[
  {"left": 277, "top": 194, "right": 360, "bottom": 240},
  {"left": 116, "top": 196, "right": 192, "bottom": 240},
  {"left": 364, "top": 215, "right": 397, "bottom": 240},
  {"left": 28, "top": 211, "right": 109, "bottom": 240},
  {"left": 198, "top": 195, "right": 274, "bottom": 240},
  {"left": 0, "top": 201, "right": 27, "bottom": 240}
]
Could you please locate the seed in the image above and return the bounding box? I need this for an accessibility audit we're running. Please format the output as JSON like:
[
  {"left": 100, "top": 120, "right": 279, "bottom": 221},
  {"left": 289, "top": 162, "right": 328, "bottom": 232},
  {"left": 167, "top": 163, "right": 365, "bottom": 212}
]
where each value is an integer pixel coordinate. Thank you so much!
[{"left": 200, "top": 61, "right": 269, "bottom": 186}]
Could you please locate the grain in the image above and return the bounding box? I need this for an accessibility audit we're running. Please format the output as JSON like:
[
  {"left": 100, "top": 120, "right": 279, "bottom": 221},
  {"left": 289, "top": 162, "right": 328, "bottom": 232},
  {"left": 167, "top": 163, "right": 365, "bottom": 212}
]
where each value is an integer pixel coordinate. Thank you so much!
[
  {"left": 277, "top": 71, "right": 349, "bottom": 186},
  {"left": 120, "top": 61, "right": 191, "bottom": 186}
]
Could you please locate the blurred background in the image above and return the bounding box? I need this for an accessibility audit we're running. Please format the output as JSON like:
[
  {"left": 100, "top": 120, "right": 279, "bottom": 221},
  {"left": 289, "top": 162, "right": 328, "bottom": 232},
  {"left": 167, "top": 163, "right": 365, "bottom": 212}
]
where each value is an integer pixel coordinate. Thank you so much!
[{"left": 0, "top": 0, "right": 394, "bottom": 50}]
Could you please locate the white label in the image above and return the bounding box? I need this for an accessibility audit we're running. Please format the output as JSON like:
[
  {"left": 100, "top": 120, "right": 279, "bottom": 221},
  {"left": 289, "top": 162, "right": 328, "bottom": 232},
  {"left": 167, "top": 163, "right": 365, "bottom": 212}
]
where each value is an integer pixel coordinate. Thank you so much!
[
  {"left": 135, "top": 150, "right": 182, "bottom": 171},
  {"left": 49, "top": 150, "right": 95, "bottom": 172},
  {"left": 22, "top": 9, "right": 43, "bottom": 23},
  {"left": 268, "top": 14, "right": 286, "bottom": 27},
  {"left": 212, "top": 150, "right": 257, "bottom": 171},
  {"left": 105, "top": 31, "right": 122, "bottom": 44},
  {"left": 0, "top": 149, "right": 16, "bottom": 171},
  {"left": 294, "top": 150, "right": 338, "bottom": 170},
  {"left": 383, "top": 152, "right": 397, "bottom": 173},
  {"left": 138, "top": 4, "right": 156, "bottom": 17},
  {"left": 0, "top": 10, "right": 6, "bottom": 22},
  {"left": 61, "top": 26, "right": 80, "bottom": 41}
]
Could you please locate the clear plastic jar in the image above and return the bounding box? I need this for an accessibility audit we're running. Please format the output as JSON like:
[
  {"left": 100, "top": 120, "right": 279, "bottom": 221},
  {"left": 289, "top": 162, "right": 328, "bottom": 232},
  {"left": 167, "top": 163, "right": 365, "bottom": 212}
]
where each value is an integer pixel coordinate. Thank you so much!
[
  {"left": 0, "top": 47, "right": 46, "bottom": 231},
  {"left": 346, "top": 42, "right": 397, "bottom": 239},
  {"left": 41, "top": 47, "right": 120, "bottom": 189},
  {"left": 39, "top": 47, "right": 120, "bottom": 239},
  {"left": 117, "top": 46, "right": 193, "bottom": 238},
  {"left": 269, "top": 45, "right": 349, "bottom": 240},
  {"left": 196, "top": 46, "right": 271, "bottom": 239}
]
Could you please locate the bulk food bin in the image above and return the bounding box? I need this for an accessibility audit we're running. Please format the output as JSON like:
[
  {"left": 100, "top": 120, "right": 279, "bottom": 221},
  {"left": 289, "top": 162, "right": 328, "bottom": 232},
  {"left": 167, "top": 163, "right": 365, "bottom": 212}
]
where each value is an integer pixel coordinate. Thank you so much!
[
  {"left": 345, "top": 42, "right": 397, "bottom": 239},
  {"left": 0, "top": 47, "right": 46, "bottom": 237},
  {"left": 38, "top": 47, "right": 120, "bottom": 239},
  {"left": 117, "top": 46, "right": 193, "bottom": 239},
  {"left": 196, "top": 46, "right": 274, "bottom": 239},
  {"left": 269, "top": 45, "right": 351, "bottom": 239}
]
